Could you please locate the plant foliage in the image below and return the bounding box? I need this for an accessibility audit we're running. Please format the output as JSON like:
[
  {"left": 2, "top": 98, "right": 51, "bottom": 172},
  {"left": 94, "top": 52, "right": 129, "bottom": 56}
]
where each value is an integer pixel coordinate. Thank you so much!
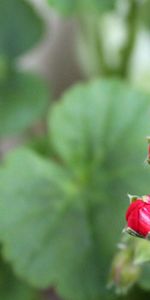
[{"left": 0, "top": 79, "right": 150, "bottom": 300}]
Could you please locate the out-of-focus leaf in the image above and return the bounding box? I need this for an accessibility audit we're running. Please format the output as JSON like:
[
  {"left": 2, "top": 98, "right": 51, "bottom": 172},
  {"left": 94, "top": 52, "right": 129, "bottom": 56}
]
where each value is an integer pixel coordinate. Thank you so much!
[
  {"left": 0, "top": 72, "right": 49, "bottom": 137},
  {"left": 0, "top": 255, "right": 39, "bottom": 300},
  {"left": 50, "top": 79, "right": 150, "bottom": 190},
  {"left": 0, "top": 147, "right": 121, "bottom": 300},
  {"left": 0, "top": 0, "right": 44, "bottom": 58},
  {"left": 138, "top": 263, "right": 150, "bottom": 291},
  {"left": 0, "top": 150, "right": 82, "bottom": 287},
  {"left": 0, "top": 80, "right": 150, "bottom": 300},
  {"left": 47, "top": 0, "right": 116, "bottom": 15},
  {"left": 140, "top": 0, "right": 150, "bottom": 29}
]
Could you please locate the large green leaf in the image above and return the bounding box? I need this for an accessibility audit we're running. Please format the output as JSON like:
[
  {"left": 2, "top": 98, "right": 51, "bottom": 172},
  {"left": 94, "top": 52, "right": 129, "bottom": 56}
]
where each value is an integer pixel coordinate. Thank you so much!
[
  {"left": 50, "top": 79, "right": 150, "bottom": 189},
  {"left": 0, "top": 0, "right": 44, "bottom": 58},
  {"left": 47, "top": 0, "right": 116, "bottom": 15},
  {"left": 0, "top": 71, "right": 49, "bottom": 137},
  {"left": 0, "top": 80, "right": 150, "bottom": 300}
]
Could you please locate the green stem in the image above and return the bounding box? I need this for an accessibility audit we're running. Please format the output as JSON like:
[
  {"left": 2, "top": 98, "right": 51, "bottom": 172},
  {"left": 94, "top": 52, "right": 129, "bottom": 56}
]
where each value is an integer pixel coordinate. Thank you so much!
[
  {"left": 78, "top": 16, "right": 113, "bottom": 76},
  {"left": 119, "top": 0, "right": 139, "bottom": 78},
  {"left": 94, "top": 18, "right": 110, "bottom": 76},
  {"left": 95, "top": 22, "right": 122, "bottom": 77},
  {"left": 79, "top": 0, "right": 139, "bottom": 78},
  {"left": 85, "top": 197, "right": 101, "bottom": 267}
]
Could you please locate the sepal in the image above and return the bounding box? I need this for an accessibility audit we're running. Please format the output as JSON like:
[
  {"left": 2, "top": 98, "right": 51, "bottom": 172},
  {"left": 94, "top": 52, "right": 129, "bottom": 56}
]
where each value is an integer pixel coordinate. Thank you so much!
[
  {"left": 127, "top": 194, "right": 139, "bottom": 204},
  {"left": 125, "top": 227, "right": 144, "bottom": 239}
]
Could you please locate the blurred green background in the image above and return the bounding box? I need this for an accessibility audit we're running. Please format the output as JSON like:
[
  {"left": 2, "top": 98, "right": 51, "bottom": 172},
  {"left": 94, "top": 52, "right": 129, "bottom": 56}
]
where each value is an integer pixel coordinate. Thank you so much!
[{"left": 0, "top": 1, "right": 150, "bottom": 300}]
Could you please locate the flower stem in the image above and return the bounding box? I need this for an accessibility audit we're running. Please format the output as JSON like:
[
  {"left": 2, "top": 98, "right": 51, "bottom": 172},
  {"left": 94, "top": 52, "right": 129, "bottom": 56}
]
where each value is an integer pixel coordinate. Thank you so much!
[{"left": 119, "top": 0, "right": 139, "bottom": 78}]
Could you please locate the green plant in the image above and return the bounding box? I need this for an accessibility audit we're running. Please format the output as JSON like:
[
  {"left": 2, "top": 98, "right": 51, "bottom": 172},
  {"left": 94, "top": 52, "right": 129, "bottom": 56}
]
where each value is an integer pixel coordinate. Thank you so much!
[
  {"left": 48, "top": 0, "right": 150, "bottom": 78},
  {"left": 0, "top": 0, "right": 150, "bottom": 300},
  {"left": 0, "top": 79, "right": 150, "bottom": 300}
]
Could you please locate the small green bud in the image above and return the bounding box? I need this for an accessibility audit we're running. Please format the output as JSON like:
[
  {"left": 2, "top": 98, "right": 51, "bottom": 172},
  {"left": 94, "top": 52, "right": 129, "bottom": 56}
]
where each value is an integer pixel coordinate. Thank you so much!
[{"left": 108, "top": 247, "right": 141, "bottom": 294}]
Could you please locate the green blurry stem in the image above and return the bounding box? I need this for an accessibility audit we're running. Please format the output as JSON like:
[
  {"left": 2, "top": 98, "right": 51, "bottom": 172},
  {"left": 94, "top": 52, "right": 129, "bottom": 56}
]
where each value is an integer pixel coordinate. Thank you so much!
[
  {"left": 85, "top": 198, "right": 101, "bottom": 270},
  {"left": 95, "top": 18, "right": 111, "bottom": 76},
  {"left": 96, "top": 0, "right": 139, "bottom": 77},
  {"left": 119, "top": 0, "right": 139, "bottom": 77},
  {"left": 78, "top": 16, "right": 113, "bottom": 76},
  {"left": 79, "top": 0, "right": 139, "bottom": 78}
]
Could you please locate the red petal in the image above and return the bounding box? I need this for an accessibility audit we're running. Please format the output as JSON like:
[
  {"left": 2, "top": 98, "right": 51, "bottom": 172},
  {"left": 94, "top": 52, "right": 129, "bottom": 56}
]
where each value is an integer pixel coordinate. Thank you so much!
[
  {"left": 126, "top": 199, "right": 143, "bottom": 221},
  {"left": 127, "top": 207, "right": 140, "bottom": 233},
  {"left": 138, "top": 205, "right": 150, "bottom": 236}
]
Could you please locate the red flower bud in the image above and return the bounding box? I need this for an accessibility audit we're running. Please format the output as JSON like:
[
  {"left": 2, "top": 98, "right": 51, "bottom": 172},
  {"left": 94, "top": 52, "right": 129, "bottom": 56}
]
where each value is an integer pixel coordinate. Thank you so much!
[{"left": 125, "top": 195, "right": 150, "bottom": 238}]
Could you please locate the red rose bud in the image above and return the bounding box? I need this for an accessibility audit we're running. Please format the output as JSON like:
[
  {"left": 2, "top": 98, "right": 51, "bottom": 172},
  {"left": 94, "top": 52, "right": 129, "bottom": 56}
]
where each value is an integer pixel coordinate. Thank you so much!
[{"left": 125, "top": 195, "right": 150, "bottom": 238}]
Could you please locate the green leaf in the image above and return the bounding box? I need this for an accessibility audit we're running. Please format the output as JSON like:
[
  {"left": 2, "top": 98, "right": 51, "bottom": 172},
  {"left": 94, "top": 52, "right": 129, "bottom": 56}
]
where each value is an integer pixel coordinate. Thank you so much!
[
  {"left": 0, "top": 0, "right": 44, "bottom": 58},
  {"left": 138, "top": 263, "right": 150, "bottom": 291},
  {"left": 0, "top": 79, "right": 150, "bottom": 300},
  {"left": 0, "top": 149, "right": 81, "bottom": 286},
  {"left": 0, "top": 148, "right": 114, "bottom": 300},
  {"left": 139, "top": 0, "right": 150, "bottom": 29},
  {"left": 0, "top": 254, "right": 39, "bottom": 300},
  {"left": 49, "top": 79, "right": 150, "bottom": 188},
  {"left": 47, "top": 0, "right": 116, "bottom": 15},
  {"left": 0, "top": 71, "right": 49, "bottom": 137}
]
